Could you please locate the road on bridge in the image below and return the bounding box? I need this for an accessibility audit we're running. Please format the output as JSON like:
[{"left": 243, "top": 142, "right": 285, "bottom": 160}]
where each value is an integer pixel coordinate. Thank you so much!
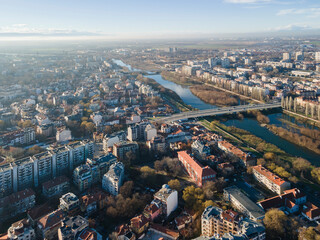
[{"left": 155, "top": 102, "right": 281, "bottom": 123}]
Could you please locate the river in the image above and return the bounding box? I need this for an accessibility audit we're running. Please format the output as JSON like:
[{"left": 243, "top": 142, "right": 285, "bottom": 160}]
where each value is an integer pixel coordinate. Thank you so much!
[{"left": 113, "top": 59, "right": 320, "bottom": 165}]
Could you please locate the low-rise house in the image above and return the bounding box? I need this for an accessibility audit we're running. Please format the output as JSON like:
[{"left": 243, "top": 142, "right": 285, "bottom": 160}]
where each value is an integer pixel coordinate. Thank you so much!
[
  {"left": 143, "top": 202, "right": 162, "bottom": 221},
  {"left": 130, "top": 214, "right": 150, "bottom": 235},
  {"left": 37, "top": 209, "right": 66, "bottom": 240},
  {"left": 42, "top": 175, "right": 70, "bottom": 198},
  {"left": 77, "top": 228, "right": 103, "bottom": 240},
  {"left": 0, "top": 188, "right": 36, "bottom": 221},
  {"left": 27, "top": 203, "right": 55, "bottom": 227},
  {"left": 252, "top": 165, "right": 291, "bottom": 194},
  {"left": 302, "top": 202, "right": 320, "bottom": 221},
  {"left": 258, "top": 188, "right": 306, "bottom": 213},
  {"left": 80, "top": 189, "right": 108, "bottom": 216}
]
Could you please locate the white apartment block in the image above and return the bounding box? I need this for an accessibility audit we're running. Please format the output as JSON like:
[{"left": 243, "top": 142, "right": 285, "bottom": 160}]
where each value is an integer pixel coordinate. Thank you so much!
[
  {"left": 0, "top": 141, "right": 94, "bottom": 197},
  {"left": 102, "top": 162, "right": 124, "bottom": 196},
  {"left": 252, "top": 165, "right": 291, "bottom": 195}
]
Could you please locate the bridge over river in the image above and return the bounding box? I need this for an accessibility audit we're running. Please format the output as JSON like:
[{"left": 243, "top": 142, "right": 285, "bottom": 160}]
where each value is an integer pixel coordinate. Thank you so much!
[{"left": 155, "top": 103, "right": 282, "bottom": 123}]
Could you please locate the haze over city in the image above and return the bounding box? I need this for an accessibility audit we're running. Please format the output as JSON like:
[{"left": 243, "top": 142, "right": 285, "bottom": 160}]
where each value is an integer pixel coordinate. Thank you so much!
[
  {"left": 1, "top": 1, "right": 320, "bottom": 240},
  {"left": 1, "top": 0, "right": 320, "bottom": 41}
]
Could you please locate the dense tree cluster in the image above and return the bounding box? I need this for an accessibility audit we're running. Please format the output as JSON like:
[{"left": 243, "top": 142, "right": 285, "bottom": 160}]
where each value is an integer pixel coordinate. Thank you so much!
[
  {"left": 264, "top": 209, "right": 299, "bottom": 240},
  {"left": 154, "top": 157, "right": 183, "bottom": 177},
  {"left": 189, "top": 85, "right": 238, "bottom": 106}
]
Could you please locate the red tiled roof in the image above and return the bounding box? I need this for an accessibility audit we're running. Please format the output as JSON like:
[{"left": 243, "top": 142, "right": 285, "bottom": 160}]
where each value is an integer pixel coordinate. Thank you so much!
[
  {"left": 130, "top": 214, "right": 149, "bottom": 229},
  {"left": 38, "top": 209, "right": 65, "bottom": 229},
  {"left": 77, "top": 228, "right": 98, "bottom": 240},
  {"left": 178, "top": 151, "right": 216, "bottom": 183},
  {"left": 303, "top": 202, "right": 320, "bottom": 220},
  {"left": 0, "top": 188, "right": 35, "bottom": 208},
  {"left": 253, "top": 165, "right": 287, "bottom": 186},
  {"left": 150, "top": 223, "right": 179, "bottom": 239},
  {"left": 28, "top": 203, "right": 55, "bottom": 221},
  {"left": 221, "top": 210, "right": 240, "bottom": 222},
  {"left": 258, "top": 188, "right": 305, "bottom": 210}
]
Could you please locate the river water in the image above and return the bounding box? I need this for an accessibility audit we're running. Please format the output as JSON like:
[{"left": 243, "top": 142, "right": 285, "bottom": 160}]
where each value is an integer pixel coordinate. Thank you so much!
[{"left": 114, "top": 59, "right": 320, "bottom": 165}]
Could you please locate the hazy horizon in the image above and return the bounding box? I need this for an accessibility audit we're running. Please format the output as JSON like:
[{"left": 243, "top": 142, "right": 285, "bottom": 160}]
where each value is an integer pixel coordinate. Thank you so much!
[{"left": 1, "top": 0, "right": 320, "bottom": 41}]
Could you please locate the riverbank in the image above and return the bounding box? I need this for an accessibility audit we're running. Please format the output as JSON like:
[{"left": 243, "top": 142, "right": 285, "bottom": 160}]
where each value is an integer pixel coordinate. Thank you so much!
[
  {"left": 190, "top": 85, "right": 239, "bottom": 106},
  {"left": 138, "top": 75, "right": 193, "bottom": 111},
  {"left": 267, "top": 124, "right": 320, "bottom": 155},
  {"left": 161, "top": 71, "right": 199, "bottom": 86}
]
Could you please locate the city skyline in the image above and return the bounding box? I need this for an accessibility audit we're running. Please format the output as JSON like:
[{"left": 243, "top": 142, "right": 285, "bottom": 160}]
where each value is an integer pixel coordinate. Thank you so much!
[{"left": 1, "top": 0, "right": 320, "bottom": 40}]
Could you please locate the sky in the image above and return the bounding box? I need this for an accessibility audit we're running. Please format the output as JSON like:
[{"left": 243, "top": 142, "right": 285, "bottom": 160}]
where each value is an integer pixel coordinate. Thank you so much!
[{"left": 0, "top": 0, "right": 320, "bottom": 40}]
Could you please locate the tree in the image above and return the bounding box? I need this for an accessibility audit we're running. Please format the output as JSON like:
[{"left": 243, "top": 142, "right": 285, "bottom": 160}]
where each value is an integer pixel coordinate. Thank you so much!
[
  {"left": 264, "top": 152, "right": 276, "bottom": 161},
  {"left": 294, "top": 98, "right": 297, "bottom": 112},
  {"left": 293, "top": 158, "right": 311, "bottom": 175},
  {"left": 27, "top": 145, "right": 44, "bottom": 155},
  {"left": 299, "top": 227, "right": 320, "bottom": 240},
  {"left": 104, "top": 126, "right": 113, "bottom": 134},
  {"left": 311, "top": 168, "right": 320, "bottom": 184},
  {"left": 168, "top": 179, "right": 181, "bottom": 192},
  {"left": 257, "top": 158, "right": 266, "bottom": 166},
  {"left": 182, "top": 186, "right": 205, "bottom": 212},
  {"left": 120, "top": 181, "right": 134, "bottom": 198},
  {"left": 264, "top": 209, "right": 297, "bottom": 240}
]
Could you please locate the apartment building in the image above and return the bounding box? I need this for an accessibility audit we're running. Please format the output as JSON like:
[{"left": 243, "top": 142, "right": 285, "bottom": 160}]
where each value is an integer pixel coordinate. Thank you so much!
[
  {"left": 42, "top": 175, "right": 70, "bottom": 198},
  {"left": 113, "top": 141, "right": 139, "bottom": 161},
  {"left": 73, "top": 154, "right": 117, "bottom": 191},
  {"left": 153, "top": 184, "right": 178, "bottom": 217},
  {"left": 103, "top": 130, "right": 127, "bottom": 152},
  {"left": 102, "top": 162, "right": 124, "bottom": 196},
  {"left": 51, "top": 146, "right": 70, "bottom": 177},
  {"left": 32, "top": 151, "right": 53, "bottom": 186},
  {"left": 0, "top": 127, "right": 35, "bottom": 147},
  {"left": 218, "top": 140, "right": 256, "bottom": 167},
  {"left": 7, "top": 218, "right": 35, "bottom": 240},
  {"left": 224, "top": 186, "right": 265, "bottom": 221},
  {"left": 201, "top": 206, "right": 266, "bottom": 239},
  {"left": 146, "top": 136, "right": 167, "bottom": 153},
  {"left": 73, "top": 164, "right": 93, "bottom": 191},
  {"left": 59, "top": 192, "right": 80, "bottom": 216},
  {"left": 58, "top": 216, "right": 88, "bottom": 240},
  {"left": 127, "top": 122, "right": 149, "bottom": 141},
  {"left": 0, "top": 140, "right": 94, "bottom": 197},
  {"left": 252, "top": 165, "right": 291, "bottom": 194},
  {"left": 201, "top": 206, "right": 241, "bottom": 237},
  {"left": 191, "top": 140, "right": 211, "bottom": 161},
  {"left": 177, "top": 151, "right": 216, "bottom": 187},
  {"left": 0, "top": 163, "right": 15, "bottom": 197},
  {"left": 0, "top": 188, "right": 36, "bottom": 221}
]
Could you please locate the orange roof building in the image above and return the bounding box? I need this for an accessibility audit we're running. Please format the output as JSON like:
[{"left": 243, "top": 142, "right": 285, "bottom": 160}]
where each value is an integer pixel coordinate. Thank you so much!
[
  {"left": 252, "top": 165, "right": 291, "bottom": 194},
  {"left": 177, "top": 151, "right": 216, "bottom": 187}
]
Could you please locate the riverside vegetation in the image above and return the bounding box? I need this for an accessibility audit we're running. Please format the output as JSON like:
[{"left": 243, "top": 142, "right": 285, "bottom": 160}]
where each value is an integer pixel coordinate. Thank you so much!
[{"left": 189, "top": 85, "right": 239, "bottom": 106}]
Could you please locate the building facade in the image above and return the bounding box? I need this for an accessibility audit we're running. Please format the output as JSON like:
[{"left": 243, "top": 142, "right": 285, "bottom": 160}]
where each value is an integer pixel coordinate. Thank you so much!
[
  {"left": 252, "top": 165, "right": 291, "bottom": 194},
  {"left": 102, "top": 162, "right": 124, "bottom": 195}
]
